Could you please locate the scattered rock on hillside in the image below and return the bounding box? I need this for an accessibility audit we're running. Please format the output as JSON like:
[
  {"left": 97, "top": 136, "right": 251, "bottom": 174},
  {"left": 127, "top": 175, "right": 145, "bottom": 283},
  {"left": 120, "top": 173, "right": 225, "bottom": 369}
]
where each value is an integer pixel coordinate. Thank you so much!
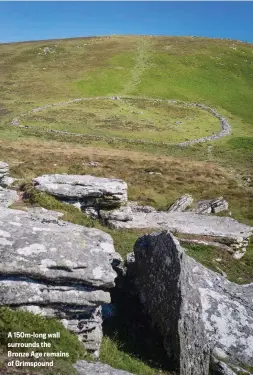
[
  {"left": 131, "top": 231, "right": 253, "bottom": 370},
  {"left": 0, "top": 161, "right": 18, "bottom": 187},
  {"left": 128, "top": 201, "right": 156, "bottom": 213},
  {"left": 74, "top": 361, "right": 134, "bottom": 375},
  {"left": 192, "top": 197, "right": 228, "bottom": 214},
  {"left": 0, "top": 161, "right": 9, "bottom": 179},
  {"left": 33, "top": 174, "right": 128, "bottom": 209},
  {"left": 167, "top": 194, "right": 193, "bottom": 212},
  {"left": 0, "top": 207, "right": 122, "bottom": 357},
  {"left": 100, "top": 206, "right": 133, "bottom": 222},
  {"left": 0, "top": 187, "right": 18, "bottom": 207},
  {"left": 108, "top": 211, "right": 252, "bottom": 258}
]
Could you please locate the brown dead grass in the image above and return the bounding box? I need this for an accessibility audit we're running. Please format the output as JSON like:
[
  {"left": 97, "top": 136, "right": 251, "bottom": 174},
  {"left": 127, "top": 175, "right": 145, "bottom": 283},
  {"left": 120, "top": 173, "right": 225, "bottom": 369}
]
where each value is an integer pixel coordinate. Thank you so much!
[{"left": 1, "top": 137, "right": 252, "bottom": 225}]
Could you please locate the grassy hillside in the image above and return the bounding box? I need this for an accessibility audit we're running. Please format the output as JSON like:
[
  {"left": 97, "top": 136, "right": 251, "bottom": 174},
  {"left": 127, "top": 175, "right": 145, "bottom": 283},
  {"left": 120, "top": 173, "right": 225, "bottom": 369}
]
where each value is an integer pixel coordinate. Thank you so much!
[
  {"left": 0, "top": 35, "right": 252, "bottom": 222},
  {"left": 0, "top": 35, "right": 253, "bottom": 375}
]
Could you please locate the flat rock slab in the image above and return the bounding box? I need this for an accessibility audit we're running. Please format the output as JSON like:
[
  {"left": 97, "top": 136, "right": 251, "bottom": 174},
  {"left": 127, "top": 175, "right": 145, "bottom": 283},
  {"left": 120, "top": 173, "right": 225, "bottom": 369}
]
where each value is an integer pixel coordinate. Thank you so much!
[
  {"left": 33, "top": 174, "right": 128, "bottom": 205},
  {"left": 109, "top": 211, "right": 252, "bottom": 243},
  {"left": 0, "top": 187, "right": 18, "bottom": 207},
  {"left": 0, "top": 279, "right": 110, "bottom": 306},
  {"left": 74, "top": 361, "right": 134, "bottom": 375},
  {"left": 0, "top": 207, "right": 117, "bottom": 288}
]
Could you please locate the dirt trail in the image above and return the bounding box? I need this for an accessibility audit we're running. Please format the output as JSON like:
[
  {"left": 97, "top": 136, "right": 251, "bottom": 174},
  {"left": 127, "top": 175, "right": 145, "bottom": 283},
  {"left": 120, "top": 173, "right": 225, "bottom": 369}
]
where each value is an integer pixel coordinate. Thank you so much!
[{"left": 121, "top": 38, "right": 151, "bottom": 95}]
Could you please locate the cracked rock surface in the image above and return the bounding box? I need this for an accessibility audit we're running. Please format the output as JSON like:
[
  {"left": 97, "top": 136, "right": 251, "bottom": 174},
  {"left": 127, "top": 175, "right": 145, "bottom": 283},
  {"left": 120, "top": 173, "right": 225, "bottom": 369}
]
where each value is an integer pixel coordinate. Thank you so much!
[
  {"left": 33, "top": 174, "right": 128, "bottom": 208},
  {"left": 131, "top": 231, "right": 253, "bottom": 371},
  {"left": 0, "top": 206, "right": 122, "bottom": 356}
]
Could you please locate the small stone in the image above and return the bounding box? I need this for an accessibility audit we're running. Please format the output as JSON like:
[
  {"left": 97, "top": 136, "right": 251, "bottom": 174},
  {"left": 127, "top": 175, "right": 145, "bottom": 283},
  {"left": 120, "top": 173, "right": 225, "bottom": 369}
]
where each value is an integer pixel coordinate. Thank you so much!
[{"left": 88, "top": 161, "right": 99, "bottom": 167}]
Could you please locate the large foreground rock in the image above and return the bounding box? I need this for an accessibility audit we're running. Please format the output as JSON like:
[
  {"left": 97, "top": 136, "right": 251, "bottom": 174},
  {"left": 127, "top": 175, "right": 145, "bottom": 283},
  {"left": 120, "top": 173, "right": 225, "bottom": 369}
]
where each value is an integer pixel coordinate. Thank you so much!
[
  {"left": 133, "top": 231, "right": 210, "bottom": 375},
  {"left": 0, "top": 207, "right": 121, "bottom": 356},
  {"left": 74, "top": 361, "right": 134, "bottom": 375},
  {"left": 33, "top": 174, "right": 128, "bottom": 208},
  {"left": 109, "top": 211, "right": 252, "bottom": 258},
  {"left": 131, "top": 231, "right": 253, "bottom": 371}
]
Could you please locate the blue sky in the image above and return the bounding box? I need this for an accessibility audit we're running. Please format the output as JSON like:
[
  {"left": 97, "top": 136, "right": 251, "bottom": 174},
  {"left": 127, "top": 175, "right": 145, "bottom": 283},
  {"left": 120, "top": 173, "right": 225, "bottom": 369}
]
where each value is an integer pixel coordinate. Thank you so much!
[{"left": 0, "top": 2, "right": 252, "bottom": 44}]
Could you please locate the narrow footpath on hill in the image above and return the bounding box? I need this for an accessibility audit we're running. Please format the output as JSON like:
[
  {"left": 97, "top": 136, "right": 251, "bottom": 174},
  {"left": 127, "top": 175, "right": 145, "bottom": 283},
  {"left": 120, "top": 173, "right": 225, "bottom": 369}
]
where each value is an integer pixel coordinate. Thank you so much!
[{"left": 121, "top": 38, "right": 152, "bottom": 95}]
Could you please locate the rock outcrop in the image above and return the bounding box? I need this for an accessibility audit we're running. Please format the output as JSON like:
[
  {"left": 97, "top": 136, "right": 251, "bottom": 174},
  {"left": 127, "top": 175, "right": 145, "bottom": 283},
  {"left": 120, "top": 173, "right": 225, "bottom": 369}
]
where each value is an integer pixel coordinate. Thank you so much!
[
  {"left": 0, "top": 187, "right": 18, "bottom": 207},
  {"left": 0, "top": 206, "right": 122, "bottom": 357},
  {"left": 0, "top": 161, "right": 9, "bottom": 179},
  {"left": 130, "top": 231, "right": 253, "bottom": 372},
  {"left": 167, "top": 194, "right": 193, "bottom": 212},
  {"left": 74, "top": 361, "right": 134, "bottom": 375},
  {"left": 132, "top": 231, "right": 210, "bottom": 375},
  {"left": 33, "top": 174, "right": 128, "bottom": 209},
  {"left": 0, "top": 161, "right": 17, "bottom": 187},
  {"left": 109, "top": 210, "right": 252, "bottom": 259},
  {"left": 32, "top": 173, "right": 251, "bottom": 258},
  {"left": 192, "top": 197, "right": 229, "bottom": 214}
]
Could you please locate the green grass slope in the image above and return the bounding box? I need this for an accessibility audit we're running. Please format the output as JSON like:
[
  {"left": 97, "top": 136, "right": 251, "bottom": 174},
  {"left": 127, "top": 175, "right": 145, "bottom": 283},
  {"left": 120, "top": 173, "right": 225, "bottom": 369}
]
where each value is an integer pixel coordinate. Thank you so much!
[{"left": 0, "top": 35, "right": 253, "bottom": 375}]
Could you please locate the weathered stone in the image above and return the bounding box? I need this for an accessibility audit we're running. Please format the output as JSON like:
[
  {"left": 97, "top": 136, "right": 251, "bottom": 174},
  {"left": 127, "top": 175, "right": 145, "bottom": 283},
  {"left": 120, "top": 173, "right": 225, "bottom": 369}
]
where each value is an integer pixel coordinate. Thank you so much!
[
  {"left": 109, "top": 211, "right": 252, "bottom": 256},
  {"left": 33, "top": 174, "right": 128, "bottom": 208},
  {"left": 0, "top": 207, "right": 121, "bottom": 356},
  {"left": 0, "top": 279, "right": 111, "bottom": 306},
  {"left": 100, "top": 206, "right": 133, "bottom": 222},
  {"left": 167, "top": 194, "right": 193, "bottom": 212},
  {"left": 84, "top": 207, "right": 99, "bottom": 220},
  {"left": 132, "top": 231, "right": 253, "bottom": 369},
  {"left": 27, "top": 206, "right": 64, "bottom": 221},
  {"left": 127, "top": 201, "right": 156, "bottom": 213},
  {"left": 0, "top": 176, "right": 17, "bottom": 188},
  {"left": 62, "top": 306, "right": 103, "bottom": 356},
  {"left": 210, "top": 358, "right": 238, "bottom": 375},
  {"left": 0, "top": 207, "right": 117, "bottom": 288},
  {"left": 74, "top": 361, "right": 134, "bottom": 375},
  {"left": 0, "top": 187, "right": 18, "bottom": 207},
  {"left": 192, "top": 197, "right": 229, "bottom": 214},
  {"left": 0, "top": 161, "right": 9, "bottom": 177},
  {"left": 133, "top": 231, "right": 210, "bottom": 374},
  {"left": 19, "top": 304, "right": 104, "bottom": 357}
]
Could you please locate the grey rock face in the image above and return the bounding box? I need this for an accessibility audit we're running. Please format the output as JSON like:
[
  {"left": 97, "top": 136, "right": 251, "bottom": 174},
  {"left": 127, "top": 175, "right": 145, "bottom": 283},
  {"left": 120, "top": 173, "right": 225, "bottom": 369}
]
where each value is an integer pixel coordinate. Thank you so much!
[
  {"left": 167, "top": 194, "right": 193, "bottom": 212},
  {"left": 192, "top": 197, "right": 229, "bottom": 214},
  {"left": 0, "top": 187, "right": 18, "bottom": 207},
  {"left": 0, "top": 161, "right": 9, "bottom": 179},
  {"left": 33, "top": 174, "right": 128, "bottom": 208},
  {"left": 133, "top": 232, "right": 210, "bottom": 375},
  {"left": 0, "top": 279, "right": 111, "bottom": 306},
  {"left": 100, "top": 206, "right": 133, "bottom": 222},
  {"left": 0, "top": 207, "right": 121, "bottom": 356},
  {"left": 0, "top": 207, "right": 117, "bottom": 287},
  {"left": 128, "top": 201, "right": 156, "bottom": 213},
  {"left": 109, "top": 211, "right": 252, "bottom": 258},
  {"left": 0, "top": 176, "right": 17, "bottom": 188},
  {"left": 210, "top": 358, "right": 238, "bottom": 375},
  {"left": 132, "top": 231, "right": 253, "bottom": 370},
  {"left": 74, "top": 361, "right": 134, "bottom": 375}
]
